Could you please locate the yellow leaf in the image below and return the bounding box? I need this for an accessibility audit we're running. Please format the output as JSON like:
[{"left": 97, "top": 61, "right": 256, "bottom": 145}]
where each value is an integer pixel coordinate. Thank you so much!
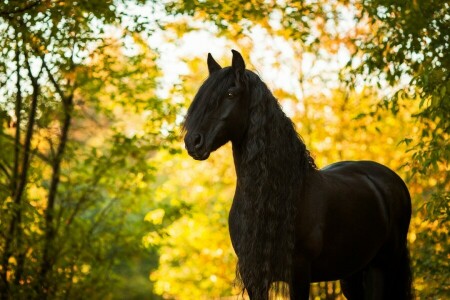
[{"left": 144, "top": 208, "right": 165, "bottom": 224}]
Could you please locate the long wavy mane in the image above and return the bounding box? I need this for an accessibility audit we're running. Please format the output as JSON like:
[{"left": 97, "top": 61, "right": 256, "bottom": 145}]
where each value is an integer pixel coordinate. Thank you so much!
[{"left": 236, "top": 71, "right": 316, "bottom": 298}]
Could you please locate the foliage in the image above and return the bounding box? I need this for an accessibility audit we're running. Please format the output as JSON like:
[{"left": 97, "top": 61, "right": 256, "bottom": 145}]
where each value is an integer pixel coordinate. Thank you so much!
[
  {"left": 0, "top": 0, "right": 174, "bottom": 299},
  {"left": 146, "top": 149, "right": 237, "bottom": 299},
  {"left": 355, "top": 0, "right": 449, "bottom": 215},
  {"left": 0, "top": 0, "right": 448, "bottom": 299}
]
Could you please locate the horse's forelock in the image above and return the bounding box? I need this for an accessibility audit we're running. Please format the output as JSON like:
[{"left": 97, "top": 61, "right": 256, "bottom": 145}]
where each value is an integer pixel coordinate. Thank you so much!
[{"left": 183, "top": 67, "right": 235, "bottom": 133}]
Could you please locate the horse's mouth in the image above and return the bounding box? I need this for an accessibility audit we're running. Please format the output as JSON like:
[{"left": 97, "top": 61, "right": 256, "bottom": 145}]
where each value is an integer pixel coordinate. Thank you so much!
[{"left": 187, "top": 149, "right": 210, "bottom": 161}]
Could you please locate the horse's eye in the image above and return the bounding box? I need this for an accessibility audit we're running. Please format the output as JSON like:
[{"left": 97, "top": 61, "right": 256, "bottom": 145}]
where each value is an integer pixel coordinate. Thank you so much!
[{"left": 227, "top": 91, "right": 236, "bottom": 98}]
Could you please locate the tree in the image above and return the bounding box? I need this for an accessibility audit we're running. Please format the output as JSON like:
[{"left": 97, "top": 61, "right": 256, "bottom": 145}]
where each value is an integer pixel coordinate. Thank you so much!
[{"left": 0, "top": 0, "right": 174, "bottom": 298}]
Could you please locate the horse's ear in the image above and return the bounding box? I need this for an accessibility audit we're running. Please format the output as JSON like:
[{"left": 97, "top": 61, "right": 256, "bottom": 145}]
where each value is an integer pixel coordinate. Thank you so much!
[
  {"left": 231, "top": 49, "right": 246, "bottom": 82},
  {"left": 207, "top": 53, "right": 222, "bottom": 74}
]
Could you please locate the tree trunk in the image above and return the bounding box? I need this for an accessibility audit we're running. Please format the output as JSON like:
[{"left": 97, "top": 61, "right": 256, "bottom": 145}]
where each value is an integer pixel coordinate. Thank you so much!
[
  {"left": 36, "top": 62, "right": 74, "bottom": 298},
  {"left": 0, "top": 46, "right": 39, "bottom": 299}
]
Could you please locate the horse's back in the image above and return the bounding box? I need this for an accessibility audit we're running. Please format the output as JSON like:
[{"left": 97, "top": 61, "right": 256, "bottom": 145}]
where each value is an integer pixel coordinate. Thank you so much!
[{"left": 322, "top": 160, "right": 399, "bottom": 179}]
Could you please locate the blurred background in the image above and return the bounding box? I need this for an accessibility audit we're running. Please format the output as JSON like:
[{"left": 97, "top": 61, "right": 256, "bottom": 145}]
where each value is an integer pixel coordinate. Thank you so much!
[{"left": 0, "top": 0, "right": 448, "bottom": 299}]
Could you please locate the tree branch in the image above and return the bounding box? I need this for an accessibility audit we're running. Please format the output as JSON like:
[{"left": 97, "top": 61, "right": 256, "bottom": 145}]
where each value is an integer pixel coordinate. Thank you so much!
[
  {"left": 0, "top": 131, "right": 51, "bottom": 164},
  {"left": 0, "top": 162, "right": 11, "bottom": 180},
  {"left": 0, "top": 42, "right": 41, "bottom": 298},
  {"left": 0, "top": 1, "right": 42, "bottom": 18},
  {"left": 41, "top": 58, "right": 66, "bottom": 102},
  {"left": 12, "top": 45, "right": 22, "bottom": 196}
]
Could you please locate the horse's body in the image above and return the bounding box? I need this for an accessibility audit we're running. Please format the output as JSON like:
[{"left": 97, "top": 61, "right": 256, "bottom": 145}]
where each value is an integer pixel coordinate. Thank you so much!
[{"left": 184, "top": 50, "right": 412, "bottom": 300}]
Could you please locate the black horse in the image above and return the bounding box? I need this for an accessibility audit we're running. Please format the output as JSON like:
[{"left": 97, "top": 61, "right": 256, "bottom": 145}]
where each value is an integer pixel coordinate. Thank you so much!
[{"left": 183, "top": 50, "right": 413, "bottom": 300}]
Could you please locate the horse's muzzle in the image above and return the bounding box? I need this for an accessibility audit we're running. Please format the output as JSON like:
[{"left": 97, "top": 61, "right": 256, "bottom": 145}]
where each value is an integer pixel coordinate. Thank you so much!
[{"left": 184, "top": 133, "right": 210, "bottom": 160}]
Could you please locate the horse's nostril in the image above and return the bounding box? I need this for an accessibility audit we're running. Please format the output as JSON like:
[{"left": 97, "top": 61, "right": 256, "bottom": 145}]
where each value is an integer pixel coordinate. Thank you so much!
[{"left": 194, "top": 133, "right": 203, "bottom": 149}]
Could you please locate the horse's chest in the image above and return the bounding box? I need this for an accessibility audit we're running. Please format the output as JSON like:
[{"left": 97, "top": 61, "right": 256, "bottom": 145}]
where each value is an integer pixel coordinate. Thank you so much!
[
  {"left": 228, "top": 198, "right": 243, "bottom": 253},
  {"left": 228, "top": 194, "right": 247, "bottom": 255}
]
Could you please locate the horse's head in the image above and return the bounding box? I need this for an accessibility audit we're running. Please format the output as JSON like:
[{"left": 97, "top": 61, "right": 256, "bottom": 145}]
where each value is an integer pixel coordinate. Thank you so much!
[{"left": 183, "top": 50, "right": 250, "bottom": 160}]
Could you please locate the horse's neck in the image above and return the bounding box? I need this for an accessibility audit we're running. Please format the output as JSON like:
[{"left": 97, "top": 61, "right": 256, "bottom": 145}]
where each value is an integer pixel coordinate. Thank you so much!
[
  {"left": 231, "top": 110, "right": 307, "bottom": 182},
  {"left": 231, "top": 144, "right": 246, "bottom": 179}
]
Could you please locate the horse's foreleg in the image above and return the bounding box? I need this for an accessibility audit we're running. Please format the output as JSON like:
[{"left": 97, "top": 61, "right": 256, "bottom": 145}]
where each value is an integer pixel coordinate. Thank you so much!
[
  {"left": 290, "top": 264, "right": 311, "bottom": 300},
  {"left": 341, "top": 271, "right": 364, "bottom": 300},
  {"left": 363, "top": 266, "right": 385, "bottom": 300}
]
